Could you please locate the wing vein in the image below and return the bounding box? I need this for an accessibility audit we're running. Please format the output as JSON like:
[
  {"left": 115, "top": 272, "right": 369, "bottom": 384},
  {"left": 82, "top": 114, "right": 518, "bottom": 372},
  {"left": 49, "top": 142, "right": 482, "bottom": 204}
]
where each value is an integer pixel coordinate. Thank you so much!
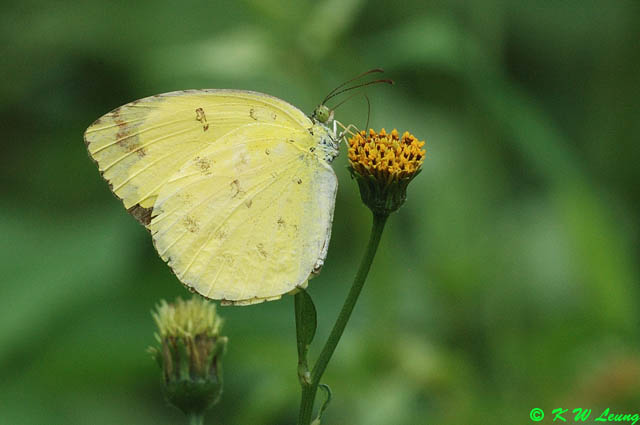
[
  {"left": 112, "top": 147, "right": 192, "bottom": 192},
  {"left": 85, "top": 117, "right": 148, "bottom": 133},
  {"left": 101, "top": 127, "right": 197, "bottom": 172},
  {"left": 90, "top": 118, "right": 194, "bottom": 154}
]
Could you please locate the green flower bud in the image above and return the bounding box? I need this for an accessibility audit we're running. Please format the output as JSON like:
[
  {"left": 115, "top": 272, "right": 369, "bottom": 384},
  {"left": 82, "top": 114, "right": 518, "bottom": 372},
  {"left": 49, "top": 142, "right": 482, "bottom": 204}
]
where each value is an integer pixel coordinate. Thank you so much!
[{"left": 150, "top": 296, "right": 227, "bottom": 418}]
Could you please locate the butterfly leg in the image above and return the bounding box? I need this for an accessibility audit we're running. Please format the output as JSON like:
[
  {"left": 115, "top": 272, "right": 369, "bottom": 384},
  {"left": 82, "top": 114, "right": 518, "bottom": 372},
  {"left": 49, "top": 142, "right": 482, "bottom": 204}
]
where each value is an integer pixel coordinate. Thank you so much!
[{"left": 336, "top": 122, "right": 361, "bottom": 146}]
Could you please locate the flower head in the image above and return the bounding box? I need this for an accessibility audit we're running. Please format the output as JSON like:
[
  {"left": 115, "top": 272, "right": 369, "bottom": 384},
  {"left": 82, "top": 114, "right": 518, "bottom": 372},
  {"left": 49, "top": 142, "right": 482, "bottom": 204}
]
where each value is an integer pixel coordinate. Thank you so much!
[
  {"left": 348, "top": 128, "right": 425, "bottom": 216},
  {"left": 153, "top": 296, "right": 223, "bottom": 341},
  {"left": 150, "top": 296, "right": 227, "bottom": 417}
]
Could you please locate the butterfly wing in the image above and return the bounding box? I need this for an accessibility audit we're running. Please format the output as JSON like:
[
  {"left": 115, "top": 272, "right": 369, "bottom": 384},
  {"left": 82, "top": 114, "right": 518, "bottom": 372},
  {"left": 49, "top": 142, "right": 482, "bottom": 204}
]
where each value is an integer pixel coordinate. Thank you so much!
[{"left": 85, "top": 90, "right": 337, "bottom": 304}]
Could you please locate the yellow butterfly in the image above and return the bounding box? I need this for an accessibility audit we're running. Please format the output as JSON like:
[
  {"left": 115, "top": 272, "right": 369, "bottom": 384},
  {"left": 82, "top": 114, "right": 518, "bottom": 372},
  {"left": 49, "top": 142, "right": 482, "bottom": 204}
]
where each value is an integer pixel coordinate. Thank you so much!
[{"left": 84, "top": 89, "right": 341, "bottom": 305}]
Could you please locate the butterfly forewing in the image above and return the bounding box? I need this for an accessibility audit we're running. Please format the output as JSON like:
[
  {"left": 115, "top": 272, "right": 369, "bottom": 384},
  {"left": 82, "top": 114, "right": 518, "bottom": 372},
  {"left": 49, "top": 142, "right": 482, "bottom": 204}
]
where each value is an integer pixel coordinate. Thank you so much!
[{"left": 85, "top": 90, "right": 311, "bottom": 212}]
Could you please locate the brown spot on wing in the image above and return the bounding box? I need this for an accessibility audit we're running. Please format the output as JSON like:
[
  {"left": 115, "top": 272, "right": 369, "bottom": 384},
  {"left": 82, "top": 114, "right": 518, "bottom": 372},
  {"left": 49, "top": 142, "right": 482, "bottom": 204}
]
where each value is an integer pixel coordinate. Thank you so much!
[
  {"left": 230, "top": 179, "right": 245, "bottom": 198},
  {"left": 113, "top": 107, "right": 146, "bottom": 157},
  {"left": 195, "top": 107, "right": 209, "bottom": 131},
  {"left": 195, "top": 156, "right": 212, "bottom": 174},
  {"left": 214, "top": 226, "right": 228, "bottom": 240},
  {"left": 127, "top": 204, "right": 153, "bottom": 226},
  {"left": 256, "top": 243, "right": 268, "bottom": 258},
  {"left": 183, "top": 215, "right": 200, "bottom": 233},
  {"left": 312, "top": 259, "right": 324, "bottom": 275}
]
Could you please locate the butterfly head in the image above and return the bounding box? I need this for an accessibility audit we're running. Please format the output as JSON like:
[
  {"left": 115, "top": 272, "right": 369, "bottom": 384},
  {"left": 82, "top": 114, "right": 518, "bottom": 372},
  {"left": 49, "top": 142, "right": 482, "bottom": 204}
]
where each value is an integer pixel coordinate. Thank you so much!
[{"left": 312, "top": 104, "right": 335, "bottom": 126}]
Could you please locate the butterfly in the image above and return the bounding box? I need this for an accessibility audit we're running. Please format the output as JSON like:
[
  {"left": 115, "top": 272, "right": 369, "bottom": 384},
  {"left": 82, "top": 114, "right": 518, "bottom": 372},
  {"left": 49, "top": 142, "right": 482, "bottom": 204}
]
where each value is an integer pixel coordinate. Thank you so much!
[{"left": 84, "top": 89, "right": 342, "bottom": 305}]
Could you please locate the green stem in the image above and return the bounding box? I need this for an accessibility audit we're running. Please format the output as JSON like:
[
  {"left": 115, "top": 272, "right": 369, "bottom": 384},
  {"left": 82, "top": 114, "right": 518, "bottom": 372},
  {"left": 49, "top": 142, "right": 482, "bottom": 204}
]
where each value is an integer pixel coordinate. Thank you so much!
[
  {"left": 188, "top": 412, "right": 204, "bottom": 425},
  {"left": 297, "top": 212, "right": 388, "bottom": 425},
  {"left": 294, "top": 291, "right": 311, "bottom": 385}
]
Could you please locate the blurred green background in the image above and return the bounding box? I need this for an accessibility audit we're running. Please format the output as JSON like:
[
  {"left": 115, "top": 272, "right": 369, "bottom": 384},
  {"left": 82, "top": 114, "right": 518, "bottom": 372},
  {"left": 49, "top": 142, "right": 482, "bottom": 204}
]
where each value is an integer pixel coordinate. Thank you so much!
[{"left": 2, "top": 1, "right": 640, "bottom": 424}]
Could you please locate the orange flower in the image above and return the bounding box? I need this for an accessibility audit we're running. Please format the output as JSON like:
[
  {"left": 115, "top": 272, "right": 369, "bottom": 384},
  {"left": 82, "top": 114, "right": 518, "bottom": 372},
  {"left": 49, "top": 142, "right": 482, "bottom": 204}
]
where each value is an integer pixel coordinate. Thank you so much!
[
  {"left": 348, "top": 128, "right": 425, "bottom": 184},
  {"left": 347, "top": 128, "right": 425, "bottom": 216}
]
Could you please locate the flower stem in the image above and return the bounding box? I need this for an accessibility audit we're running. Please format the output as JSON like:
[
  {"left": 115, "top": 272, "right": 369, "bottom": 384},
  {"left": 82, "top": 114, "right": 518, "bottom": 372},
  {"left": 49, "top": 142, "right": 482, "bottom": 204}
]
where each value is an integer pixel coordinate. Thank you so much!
[
  {"left": 297, "top": 212, "right": 388, "bottom": 425},
  {"left": 188, "top": 412, "right": 204, "bottom": 425}
]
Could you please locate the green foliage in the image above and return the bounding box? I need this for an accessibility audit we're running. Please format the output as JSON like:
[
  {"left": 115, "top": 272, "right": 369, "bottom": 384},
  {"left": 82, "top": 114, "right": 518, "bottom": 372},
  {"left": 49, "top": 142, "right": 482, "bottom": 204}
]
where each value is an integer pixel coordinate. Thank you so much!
[
  {"left": 295, "top": 289, "right": 318, "bottom": 368},
  {"left": 1, "top": 1, "right": 640, "bottom": 424}
]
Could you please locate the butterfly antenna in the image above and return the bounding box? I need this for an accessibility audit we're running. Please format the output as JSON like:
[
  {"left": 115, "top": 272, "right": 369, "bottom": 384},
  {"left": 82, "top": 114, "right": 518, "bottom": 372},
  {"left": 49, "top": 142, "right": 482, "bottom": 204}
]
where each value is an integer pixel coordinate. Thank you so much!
[
  {"left": 329, "top": 89, "right": 363, "bottom": 111},
  {"left": 364, "top": 94, "right": 371, "bottom": 132},
  {"left": 322, "top": 68, "right": 385, "bottom": 105},
  {"left": 323, "top": 79, "right": 394, "bottom": 104}
]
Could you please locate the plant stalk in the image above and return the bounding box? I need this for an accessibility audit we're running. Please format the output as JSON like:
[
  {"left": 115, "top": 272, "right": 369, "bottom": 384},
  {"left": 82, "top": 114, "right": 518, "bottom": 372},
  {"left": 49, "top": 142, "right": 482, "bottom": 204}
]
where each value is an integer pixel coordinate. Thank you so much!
[
  {"left": 188, "top": 412, "right": 204, "bottom": 425},
  {"left": 297, "top": 212, "right": 388, "bottom": 425}
]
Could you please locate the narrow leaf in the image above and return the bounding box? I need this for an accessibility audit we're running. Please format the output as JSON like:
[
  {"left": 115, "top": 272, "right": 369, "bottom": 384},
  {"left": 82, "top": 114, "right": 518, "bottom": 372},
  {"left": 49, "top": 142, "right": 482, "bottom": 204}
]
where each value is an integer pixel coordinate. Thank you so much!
[
  {"left": 316, "top": 383, "right": 332, "bottom": 419},
  {"left": 294, "top": 289, "right": 317, "bottom": 360}
]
